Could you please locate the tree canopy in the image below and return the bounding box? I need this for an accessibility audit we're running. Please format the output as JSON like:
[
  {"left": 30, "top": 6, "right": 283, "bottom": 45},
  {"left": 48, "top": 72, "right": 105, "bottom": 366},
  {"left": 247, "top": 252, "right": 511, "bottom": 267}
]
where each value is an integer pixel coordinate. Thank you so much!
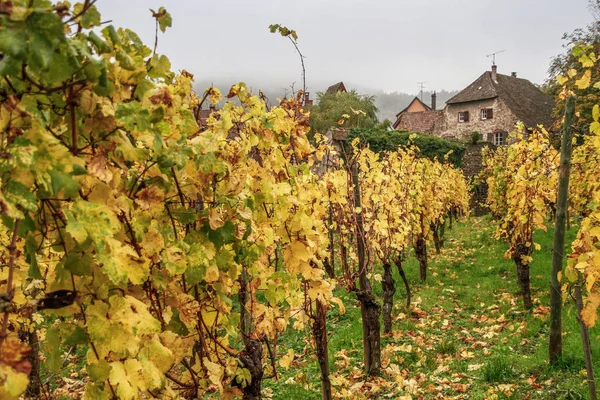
[
  {"left": 545, "top": 0, "right": 600, "bottom": 135},
  {"left": 308, "top": 90, "right": 379, "bottom": 136}
]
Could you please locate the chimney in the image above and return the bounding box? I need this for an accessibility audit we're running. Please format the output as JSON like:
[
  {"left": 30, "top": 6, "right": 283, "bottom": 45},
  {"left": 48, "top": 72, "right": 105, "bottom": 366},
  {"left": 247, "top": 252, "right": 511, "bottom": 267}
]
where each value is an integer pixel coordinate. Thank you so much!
[
  {"left": 431, "top": 91, "right": 437, "bottom": 111},
  {"left": 304, "top": 92, "right": 313, "bottom": 106},
  {"left": 511, "top": 72, "right": 517, "bottom": 78},
  {"left": 491, "top": 65, "right": 498, "bottom": 81},
  {"left": 492, "top": 64, "right": 498, "bottom": 82}
]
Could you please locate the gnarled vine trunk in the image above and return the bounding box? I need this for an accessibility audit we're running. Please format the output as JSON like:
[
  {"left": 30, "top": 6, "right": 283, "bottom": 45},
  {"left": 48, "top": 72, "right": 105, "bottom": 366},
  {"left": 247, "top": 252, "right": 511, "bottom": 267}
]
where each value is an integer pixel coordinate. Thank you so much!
[
  {"left": 238, "top": 268, "right": 264, "bottom": 400},
  {"left": 394, "top": 258, "right": 411, "bottom": 309},
  {"left": 313, "top": 300, "right": 332, "bottom": 400},
  {"left": 355, "top": 247, "right": 381, "bottom": 376},
  {"left": 513, "top": 243, "right": 533, "bottom": 310},
  {"left": 414, "top": 235, "right": 428, "bottom": 283},
  {"left": 381, "top": 263, "right": 395, "bottom": 333},
  {"left": 431, "top": 221, "right": 445, "bottom": 254},
  {"left": 239, "top": 339, "right": 264, "bottom": 400},
  {"left": 21, "top": 330, "right": 41, "bottom": 398},
  {"left": 323, "top": 257, "right": 335, "bottom": 280},
  {"left": 356, "top": 279, "right": 381, "bottom": 376},
  {"left": 351, "top": 162, "right": 381, "bottom": 376}
]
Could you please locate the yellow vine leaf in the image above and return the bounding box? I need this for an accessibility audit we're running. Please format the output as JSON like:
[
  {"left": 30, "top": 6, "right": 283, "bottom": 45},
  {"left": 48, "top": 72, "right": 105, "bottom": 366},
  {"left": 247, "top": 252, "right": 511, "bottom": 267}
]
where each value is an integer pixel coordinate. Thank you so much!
[
  {"left": 279, "top": 349, "right": 295, "bottom": 369},
  {"left": 109, "top": 361, "right": 137, "bottom": 400},
  {"left": 204, "top": 358, "right": 225, "bottom": 388},
  {"left": 331, "top": 297, "right": 346, "bottom": 315},
  {"left": 581, "top": 293, "right": 600, "bottom": 327},
  {"left": 0, "top": 364, "right": 29, "bottom": 399},
  {"left": 575, "top": 69, "right": 592, "bottom": 89}
]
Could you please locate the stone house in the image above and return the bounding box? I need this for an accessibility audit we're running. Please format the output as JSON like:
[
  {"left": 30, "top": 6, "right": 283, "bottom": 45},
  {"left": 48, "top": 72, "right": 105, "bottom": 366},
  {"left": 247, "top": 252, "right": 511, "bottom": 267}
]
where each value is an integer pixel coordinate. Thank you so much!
[
  {"left": 392, "top": 93, "right": 444, "bottom": 133},
  {"left": 391, "top": 65, "right": 555, "bottom": 145},
  {"left": 441, "top": 65, "right": 554, "bottom": 144}
]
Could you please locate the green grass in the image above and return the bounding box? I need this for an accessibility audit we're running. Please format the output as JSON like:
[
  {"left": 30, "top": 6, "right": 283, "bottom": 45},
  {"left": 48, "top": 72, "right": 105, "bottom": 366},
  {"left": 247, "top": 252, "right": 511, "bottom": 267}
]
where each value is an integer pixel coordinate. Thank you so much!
[
  {"left": 265, "top": 215, "right": 600, "bottom": 399},
  {"left": 435, "top": 338, "right": 458, "bottom": 355},
  {"left": 482, "top": 356, "right": 517, "bottom": 382}
]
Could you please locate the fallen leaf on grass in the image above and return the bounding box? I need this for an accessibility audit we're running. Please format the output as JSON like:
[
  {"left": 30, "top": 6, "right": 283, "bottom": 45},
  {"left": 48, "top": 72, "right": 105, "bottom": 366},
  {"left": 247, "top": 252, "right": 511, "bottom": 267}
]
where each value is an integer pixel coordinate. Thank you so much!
[
  {"left": 533, "top": 305, "right": 550, "bottom": 320},
  {"left": 457, "top": 350, "right": 475, "bottom": 359},
  {"left": 497, "top": 383, "right": 516, "bottom": 397},
  {"left": 468, "top": 363, "right": 484, "bottom": 371},
  {"left": 451, "top": 383, "right": 470, "bottom": 392},
  {"left": 527, "top": 376, "right": 543, "bottom": 389}
]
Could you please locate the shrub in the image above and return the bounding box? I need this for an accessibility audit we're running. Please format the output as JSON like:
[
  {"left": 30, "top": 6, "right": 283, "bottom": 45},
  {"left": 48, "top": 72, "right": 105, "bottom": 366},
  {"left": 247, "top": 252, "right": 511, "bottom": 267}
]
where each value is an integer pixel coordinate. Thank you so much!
[{"left": 346, "top": 128, "right": 465, "bottom": 167}]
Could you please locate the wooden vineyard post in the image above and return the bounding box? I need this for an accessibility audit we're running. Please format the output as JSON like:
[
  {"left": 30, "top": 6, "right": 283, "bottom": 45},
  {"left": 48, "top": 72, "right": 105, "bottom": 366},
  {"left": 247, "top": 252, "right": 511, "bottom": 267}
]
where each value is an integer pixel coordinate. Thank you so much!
[
  {"left": 323, "top": 146, "right": 336, "bottom": 279},
  {"left": 549, "top": 94, "right": 575, "bottom": 363},
  {"left": 324, "top": 197, "right": 335, "bottom": 279}
]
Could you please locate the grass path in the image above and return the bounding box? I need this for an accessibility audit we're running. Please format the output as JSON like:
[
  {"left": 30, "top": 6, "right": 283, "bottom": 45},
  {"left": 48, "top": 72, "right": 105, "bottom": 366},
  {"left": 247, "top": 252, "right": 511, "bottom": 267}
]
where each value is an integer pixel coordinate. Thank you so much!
[{"left": 267, "top": 216, "right": 600, "bottom": 399}]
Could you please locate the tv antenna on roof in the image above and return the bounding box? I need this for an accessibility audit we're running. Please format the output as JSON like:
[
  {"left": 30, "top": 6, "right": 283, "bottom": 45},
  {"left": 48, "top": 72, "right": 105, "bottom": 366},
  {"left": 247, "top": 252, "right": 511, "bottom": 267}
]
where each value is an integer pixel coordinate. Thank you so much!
[
  {"left": 486, "top": 49, "right": 505, "bottom": 66},
  {"left": 417, "top": 81, "right": 427, "bottom": 101}
]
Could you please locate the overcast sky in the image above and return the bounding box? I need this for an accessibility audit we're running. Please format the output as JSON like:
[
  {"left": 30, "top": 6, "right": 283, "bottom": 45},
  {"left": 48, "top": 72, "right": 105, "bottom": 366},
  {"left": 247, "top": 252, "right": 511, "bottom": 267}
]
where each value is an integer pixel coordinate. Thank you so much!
[{"left": 96, "top": 0, "right": 593, "bottom": 95}]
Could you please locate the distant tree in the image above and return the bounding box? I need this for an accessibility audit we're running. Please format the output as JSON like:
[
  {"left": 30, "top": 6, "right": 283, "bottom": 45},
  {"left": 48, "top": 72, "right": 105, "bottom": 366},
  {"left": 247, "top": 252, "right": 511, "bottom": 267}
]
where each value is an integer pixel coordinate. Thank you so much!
[
  {"left": 545, "top": 0, "right": 600, "bottom": 136},
  {"left": 308, "top": 90, "right": 379, "bottom": 136},
  {"left": 376, "top": 119, "right": 393, "bottom": 130}
]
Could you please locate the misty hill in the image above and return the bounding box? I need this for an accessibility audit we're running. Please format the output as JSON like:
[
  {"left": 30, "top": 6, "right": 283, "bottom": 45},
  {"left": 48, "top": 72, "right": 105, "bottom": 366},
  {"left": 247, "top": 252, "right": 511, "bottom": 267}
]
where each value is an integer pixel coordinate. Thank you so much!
[{"left": 193, "top": 80, "right": 459, "bottom": 123}]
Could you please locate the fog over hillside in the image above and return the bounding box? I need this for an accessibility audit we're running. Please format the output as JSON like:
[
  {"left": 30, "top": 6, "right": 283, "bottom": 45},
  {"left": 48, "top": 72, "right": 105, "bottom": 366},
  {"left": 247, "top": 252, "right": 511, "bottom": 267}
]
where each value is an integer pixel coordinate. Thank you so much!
[{"left": 193, "top": 79, "right": 459, "bottom": 123}]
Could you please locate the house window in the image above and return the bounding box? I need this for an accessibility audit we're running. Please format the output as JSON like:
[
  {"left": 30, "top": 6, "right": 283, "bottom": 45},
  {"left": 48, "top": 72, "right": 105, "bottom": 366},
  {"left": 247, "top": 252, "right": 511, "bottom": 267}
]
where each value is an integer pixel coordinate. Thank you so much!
[
  {"left": 480, "top": 108, "right": 493, "bottom": 120},
  {"left": 493, "top": 132, "right": 505, "bottom": 146},
  {"left": 458, "top": 111, "right": 469, "bottom": 123}
]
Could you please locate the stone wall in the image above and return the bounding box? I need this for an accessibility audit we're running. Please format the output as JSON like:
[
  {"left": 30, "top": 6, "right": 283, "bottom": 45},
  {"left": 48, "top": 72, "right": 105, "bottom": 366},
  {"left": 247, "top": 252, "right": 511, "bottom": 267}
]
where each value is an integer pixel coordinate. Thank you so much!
[
  {"left": 440, "top": 98, "right": 517, "bottom": 141},
  {"left": 462, "top": 142, "right": 495, "bottom": 178},
  {"left": 461, "top": 142, "right": 497, "bottom": 215}
]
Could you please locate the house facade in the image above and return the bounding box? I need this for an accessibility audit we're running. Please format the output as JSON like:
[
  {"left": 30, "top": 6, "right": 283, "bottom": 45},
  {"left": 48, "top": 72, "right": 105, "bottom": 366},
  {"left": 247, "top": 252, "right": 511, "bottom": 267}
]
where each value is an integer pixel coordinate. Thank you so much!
[
  {"left": 392, "top": 66, "right": 555, "bottom": 145},
  {"left": 442, "top": 96, "right": 515, "bottom": 145}
]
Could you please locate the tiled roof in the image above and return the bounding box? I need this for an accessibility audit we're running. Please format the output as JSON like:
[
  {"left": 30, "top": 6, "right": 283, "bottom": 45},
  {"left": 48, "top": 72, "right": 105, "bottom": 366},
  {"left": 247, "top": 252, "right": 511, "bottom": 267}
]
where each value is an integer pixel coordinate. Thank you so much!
[
  {"left": 446, "top": 72, "right": 498, "bottom": 105},
  {"left": 392, "top": 110, "right": 444, "bottom": 133},
  {"left": 325, "top": 82, "right": 347, "bottom": 95}
]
